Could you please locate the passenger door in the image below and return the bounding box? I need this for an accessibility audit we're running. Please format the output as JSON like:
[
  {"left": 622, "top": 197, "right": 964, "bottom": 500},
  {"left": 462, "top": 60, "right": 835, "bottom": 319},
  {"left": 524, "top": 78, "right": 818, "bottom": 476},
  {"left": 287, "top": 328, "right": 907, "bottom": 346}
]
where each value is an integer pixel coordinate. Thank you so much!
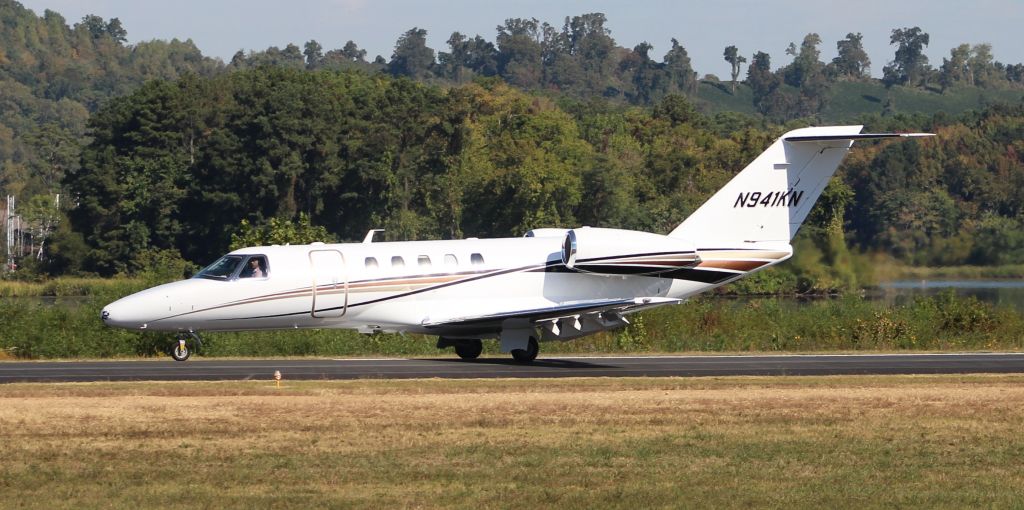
[{"left": 308, "top": 249, "right": 347, "bottom": 318}]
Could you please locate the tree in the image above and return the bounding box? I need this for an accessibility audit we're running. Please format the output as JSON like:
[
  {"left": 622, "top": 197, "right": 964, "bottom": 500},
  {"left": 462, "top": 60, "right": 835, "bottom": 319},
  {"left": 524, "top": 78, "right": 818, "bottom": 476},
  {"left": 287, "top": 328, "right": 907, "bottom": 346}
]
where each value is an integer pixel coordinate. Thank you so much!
[
  {"left": 831, "top": 33, "right": 870, "bottom": 80},
  {"left": 783, "top": 33, "right": 823, "bottom": 88},
  {"left": 439, "top": 32, "right": 498, "bottom": 82},
  {"left": 106, "top": 17, "right": 127, "bottom": 43},
  {"left": 723, "top": 45, "right": 746, "bottom": 93},
  {"left": 229, "top": 213, "right": 332, "bottom": 250},
  {"left": 76, "top": 14, "right": 107, "bottom": 39},
  {"left": 883, "top": 27, "right": 930, "bottom": 87},
  {"left": 663, "top": 39, "right": 696, "bottom": 95},
  {"left": 939, "top": 43, "right": 972, "bottom": 91},
  {"left": 388, "top": 27, "right": 435, "bottom": 79},
  {"left": 968, "top": 43, "right": 998, "bottom": 87},
  {"left": 621, "top": 42, "right": 666, "bottom": 104},
  {"left": 342, "top": 40, "right": 367, "bottom": 62},
  {"left": 746, "top": 51, "right": 782, "bottom": 116},
  {"left": 781, "top": 33, "right": 830, "bottom": 116},
  {"left": 67, "top": 79, "right": 199, "bottom": 273},
  {"left": 75, "top": 14, "right": 125, "bottom": 43},
  {"left": 560, "top": 13, "right": 616, "bottom": 95},
  {"left": 495, "top": 18, "right": 544, "bottom": 88},
  {"left": 1007, "top": 63, "right": 1024, "bottom": 84},
  {"left": 303, "top": 40, "right": 323, "bottom": 68}
]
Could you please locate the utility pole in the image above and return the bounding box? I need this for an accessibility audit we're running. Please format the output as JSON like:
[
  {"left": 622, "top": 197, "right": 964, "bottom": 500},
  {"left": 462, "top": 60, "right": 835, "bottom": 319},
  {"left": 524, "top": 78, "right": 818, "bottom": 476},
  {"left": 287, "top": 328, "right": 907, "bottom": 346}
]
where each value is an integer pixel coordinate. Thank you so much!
[{"left": 5, "top": 195, "right": 14, "bottom": 271}]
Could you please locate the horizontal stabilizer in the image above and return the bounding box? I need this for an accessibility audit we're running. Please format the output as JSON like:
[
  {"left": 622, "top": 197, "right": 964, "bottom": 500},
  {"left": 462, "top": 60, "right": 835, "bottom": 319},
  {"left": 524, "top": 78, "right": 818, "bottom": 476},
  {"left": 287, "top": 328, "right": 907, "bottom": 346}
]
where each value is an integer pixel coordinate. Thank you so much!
[{"left": 784, "top": 133, "right": 934, "bottom": 142}]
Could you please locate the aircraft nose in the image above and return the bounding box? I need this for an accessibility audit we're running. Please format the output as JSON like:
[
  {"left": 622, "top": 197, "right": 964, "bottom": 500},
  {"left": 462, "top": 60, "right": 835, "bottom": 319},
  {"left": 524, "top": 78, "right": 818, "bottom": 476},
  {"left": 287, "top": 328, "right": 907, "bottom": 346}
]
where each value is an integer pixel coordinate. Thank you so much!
[{"left": 101, "top": 298, "right": 150, "bottom": 330}]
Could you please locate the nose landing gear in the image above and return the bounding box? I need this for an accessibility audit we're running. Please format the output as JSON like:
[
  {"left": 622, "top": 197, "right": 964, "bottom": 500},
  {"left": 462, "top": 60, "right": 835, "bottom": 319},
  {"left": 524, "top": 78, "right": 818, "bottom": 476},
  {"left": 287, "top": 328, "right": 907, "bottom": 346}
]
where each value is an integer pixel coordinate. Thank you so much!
[{"left": 170, "top": 331, "right": 203, "bottom": 361}]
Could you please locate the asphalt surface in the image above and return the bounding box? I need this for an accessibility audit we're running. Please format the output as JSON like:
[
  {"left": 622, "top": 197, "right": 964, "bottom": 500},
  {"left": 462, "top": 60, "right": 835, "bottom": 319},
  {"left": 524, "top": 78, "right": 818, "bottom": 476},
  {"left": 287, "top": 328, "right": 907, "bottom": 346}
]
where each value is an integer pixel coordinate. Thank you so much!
[{"left": 1, "top": 353, "right": 1023, "bottom": 383}]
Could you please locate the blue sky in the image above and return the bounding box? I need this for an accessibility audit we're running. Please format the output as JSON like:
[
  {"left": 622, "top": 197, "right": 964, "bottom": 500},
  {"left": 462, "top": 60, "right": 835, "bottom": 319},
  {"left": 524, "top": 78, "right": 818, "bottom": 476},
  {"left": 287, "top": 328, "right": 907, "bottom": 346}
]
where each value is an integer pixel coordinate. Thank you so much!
[{"left": 18, "top": 0, "right": 1024, "bottom": 78}]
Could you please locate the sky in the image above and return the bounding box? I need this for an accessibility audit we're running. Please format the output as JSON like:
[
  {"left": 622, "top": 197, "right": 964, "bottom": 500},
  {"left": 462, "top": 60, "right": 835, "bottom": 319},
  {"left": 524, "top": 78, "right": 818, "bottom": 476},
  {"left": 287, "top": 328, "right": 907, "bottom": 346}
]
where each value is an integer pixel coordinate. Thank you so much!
[{"left": 17, "top": 0, "right": 1024, "bottom": 79}]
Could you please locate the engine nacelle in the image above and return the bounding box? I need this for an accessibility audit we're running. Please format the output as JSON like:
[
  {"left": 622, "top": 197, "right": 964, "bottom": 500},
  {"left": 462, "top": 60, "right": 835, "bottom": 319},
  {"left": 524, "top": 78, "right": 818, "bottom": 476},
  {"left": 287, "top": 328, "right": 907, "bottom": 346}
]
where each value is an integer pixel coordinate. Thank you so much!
[{"left": 561, "top": 227, "right": 699, "bottom": 275}]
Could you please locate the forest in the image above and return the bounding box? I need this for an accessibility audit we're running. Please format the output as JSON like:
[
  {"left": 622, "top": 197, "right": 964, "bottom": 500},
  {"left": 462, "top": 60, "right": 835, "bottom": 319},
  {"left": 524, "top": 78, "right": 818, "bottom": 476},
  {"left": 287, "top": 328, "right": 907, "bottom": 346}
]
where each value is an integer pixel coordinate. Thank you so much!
[{"left": 2, "top": 0, "right": 1024, "bottom": 292}]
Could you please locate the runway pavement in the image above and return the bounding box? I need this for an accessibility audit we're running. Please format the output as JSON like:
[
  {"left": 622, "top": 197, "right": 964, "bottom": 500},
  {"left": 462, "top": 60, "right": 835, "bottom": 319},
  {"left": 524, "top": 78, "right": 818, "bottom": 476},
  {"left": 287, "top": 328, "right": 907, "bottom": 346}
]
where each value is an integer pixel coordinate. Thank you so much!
[{"left": 1, "top": 353, "right": 1023, "bottom": 383}]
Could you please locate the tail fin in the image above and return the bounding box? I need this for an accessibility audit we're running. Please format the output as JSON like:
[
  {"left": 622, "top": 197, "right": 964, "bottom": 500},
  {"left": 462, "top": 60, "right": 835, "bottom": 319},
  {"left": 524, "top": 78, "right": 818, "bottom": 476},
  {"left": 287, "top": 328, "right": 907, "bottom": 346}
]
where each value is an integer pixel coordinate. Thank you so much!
[{"left": 669, "top": 126, "right": 932, "bottom": 244}]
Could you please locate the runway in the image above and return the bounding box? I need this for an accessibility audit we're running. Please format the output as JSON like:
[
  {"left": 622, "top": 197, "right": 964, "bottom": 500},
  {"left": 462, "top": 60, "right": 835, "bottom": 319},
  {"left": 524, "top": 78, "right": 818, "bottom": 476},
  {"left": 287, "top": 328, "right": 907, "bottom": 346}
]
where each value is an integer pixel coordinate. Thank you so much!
[{"left": 1, "top": 353, "right": 1023, "bottom": 383}]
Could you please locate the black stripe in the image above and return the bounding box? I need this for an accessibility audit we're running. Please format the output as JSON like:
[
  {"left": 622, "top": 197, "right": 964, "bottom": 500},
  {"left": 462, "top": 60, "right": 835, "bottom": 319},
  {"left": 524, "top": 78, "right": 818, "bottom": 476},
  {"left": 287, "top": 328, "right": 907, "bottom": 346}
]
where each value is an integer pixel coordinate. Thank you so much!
[
  {"left": 784, "top": 133, "right": 902, "bottom": 141},
  {"left": 573, "top": 264, "right": 683, "bottom": 276}
]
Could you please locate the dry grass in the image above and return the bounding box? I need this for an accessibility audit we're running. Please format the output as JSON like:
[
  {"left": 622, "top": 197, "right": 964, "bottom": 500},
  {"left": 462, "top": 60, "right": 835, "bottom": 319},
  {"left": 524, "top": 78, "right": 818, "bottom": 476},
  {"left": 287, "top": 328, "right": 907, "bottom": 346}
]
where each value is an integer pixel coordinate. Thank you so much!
[{"left": 1, "top": 376, "right": 1023, "bottom": 509}]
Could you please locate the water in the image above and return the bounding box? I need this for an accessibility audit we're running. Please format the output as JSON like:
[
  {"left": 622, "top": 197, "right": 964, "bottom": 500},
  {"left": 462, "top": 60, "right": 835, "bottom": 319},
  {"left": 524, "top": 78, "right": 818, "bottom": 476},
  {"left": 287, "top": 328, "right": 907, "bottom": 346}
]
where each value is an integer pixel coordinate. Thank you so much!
[{"left": 873, "top": 280, "right": 1024, "bottom": 311}]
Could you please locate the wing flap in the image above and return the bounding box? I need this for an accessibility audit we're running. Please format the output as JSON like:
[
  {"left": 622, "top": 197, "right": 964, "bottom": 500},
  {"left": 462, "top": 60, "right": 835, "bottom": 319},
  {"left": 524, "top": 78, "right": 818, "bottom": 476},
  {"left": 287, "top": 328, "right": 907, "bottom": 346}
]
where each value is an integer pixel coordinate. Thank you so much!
[{"left": 422, "top": 297, "right": 680, "bottom": 330}]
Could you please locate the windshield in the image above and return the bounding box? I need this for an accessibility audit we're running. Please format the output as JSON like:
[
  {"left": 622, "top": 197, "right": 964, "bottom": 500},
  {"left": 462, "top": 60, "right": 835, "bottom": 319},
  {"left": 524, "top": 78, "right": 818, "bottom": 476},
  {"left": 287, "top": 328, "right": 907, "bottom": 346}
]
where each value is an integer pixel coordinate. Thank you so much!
[{"left": 194, "top": 255, "right": 244, "bottom": 280}]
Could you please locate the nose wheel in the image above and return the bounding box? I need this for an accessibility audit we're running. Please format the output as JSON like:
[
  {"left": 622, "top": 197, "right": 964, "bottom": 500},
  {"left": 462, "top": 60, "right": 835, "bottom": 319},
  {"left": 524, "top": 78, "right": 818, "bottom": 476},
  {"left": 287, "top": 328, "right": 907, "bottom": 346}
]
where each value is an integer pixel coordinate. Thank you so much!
[
  {"left": 170, "top": 331, "right": 203, "bottom": 361},
  {"left": 171, "top": 339, "right": 190, "bottom": 361}
]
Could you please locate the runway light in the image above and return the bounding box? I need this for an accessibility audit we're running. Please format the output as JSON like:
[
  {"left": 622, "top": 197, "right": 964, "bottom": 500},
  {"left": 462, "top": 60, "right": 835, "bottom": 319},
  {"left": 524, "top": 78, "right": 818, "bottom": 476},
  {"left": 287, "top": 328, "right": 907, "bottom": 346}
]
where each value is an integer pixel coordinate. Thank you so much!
[{"left": 273, "top": 370, "right": 282, "bottom": 388}]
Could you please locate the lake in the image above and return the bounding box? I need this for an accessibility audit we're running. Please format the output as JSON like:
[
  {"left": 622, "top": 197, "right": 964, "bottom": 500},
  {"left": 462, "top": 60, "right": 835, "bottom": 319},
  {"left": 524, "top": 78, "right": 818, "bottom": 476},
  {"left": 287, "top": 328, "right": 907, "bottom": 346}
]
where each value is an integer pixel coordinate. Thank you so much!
[{"left": 872, "top": 279, "right": 1024, "bottom": 310}]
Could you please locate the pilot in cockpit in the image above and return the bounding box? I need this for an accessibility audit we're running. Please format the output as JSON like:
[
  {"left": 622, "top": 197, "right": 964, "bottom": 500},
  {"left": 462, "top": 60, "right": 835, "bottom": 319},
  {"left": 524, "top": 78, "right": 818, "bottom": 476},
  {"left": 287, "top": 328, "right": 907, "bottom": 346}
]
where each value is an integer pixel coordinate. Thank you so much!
[{"left": 239, "top": 257, "right": 265, "bottom": 278}]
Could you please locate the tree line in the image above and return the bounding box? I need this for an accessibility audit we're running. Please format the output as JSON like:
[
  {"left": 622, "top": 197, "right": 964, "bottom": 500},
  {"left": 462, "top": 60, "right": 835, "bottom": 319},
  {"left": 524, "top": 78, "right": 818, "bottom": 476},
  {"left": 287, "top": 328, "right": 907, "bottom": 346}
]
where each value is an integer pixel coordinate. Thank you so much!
[
  {"left": 2, "top": 1, "right": 1024, "bottom": 287},
  {"left": 52, "top": 67, "right": 1024, "bottom": 286}
]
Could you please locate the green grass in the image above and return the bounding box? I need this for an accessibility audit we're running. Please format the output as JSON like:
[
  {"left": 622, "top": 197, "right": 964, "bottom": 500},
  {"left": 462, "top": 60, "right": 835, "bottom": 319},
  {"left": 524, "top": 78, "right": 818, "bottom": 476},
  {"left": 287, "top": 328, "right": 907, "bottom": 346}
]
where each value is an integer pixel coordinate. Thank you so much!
[
  {"left": 1, "top": 375, "right": 1022, "bottom": 508},
  {"left": 2, "top": 289, "right": 1021, "bottom": 360},
  {"left": 0, "top": 277, "right": 146, "bottom": 297}
]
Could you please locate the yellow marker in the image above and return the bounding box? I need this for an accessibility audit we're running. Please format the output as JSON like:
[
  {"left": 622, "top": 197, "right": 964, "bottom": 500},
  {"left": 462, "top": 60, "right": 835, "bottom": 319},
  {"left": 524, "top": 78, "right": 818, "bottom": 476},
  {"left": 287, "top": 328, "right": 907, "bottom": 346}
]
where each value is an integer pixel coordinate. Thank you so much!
[{"left": 273, "top": 370, "right": 282, "bottom": 388}]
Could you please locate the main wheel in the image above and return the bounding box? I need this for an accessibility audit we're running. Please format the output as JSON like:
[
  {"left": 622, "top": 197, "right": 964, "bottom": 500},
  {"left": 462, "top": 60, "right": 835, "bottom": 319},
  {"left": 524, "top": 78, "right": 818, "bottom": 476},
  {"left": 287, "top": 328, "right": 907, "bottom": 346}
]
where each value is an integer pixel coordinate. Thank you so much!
[
  {"left": 455, "top": 340, "right": 483, "bottom": 360},
  {"left": 171, "top": 342, "right": 191, "bottom": 362},
  {"left": 511, "top": 337, "right": 539, "bottom": 363}
]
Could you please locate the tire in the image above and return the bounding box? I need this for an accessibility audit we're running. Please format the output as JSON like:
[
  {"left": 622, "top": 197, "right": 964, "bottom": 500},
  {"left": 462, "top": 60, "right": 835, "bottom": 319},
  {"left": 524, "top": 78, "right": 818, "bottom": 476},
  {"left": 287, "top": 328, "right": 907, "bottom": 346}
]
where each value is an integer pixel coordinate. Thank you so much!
[
  {"left": 511, "top": 337, "right": 539, "bottom": 363},
  {"left": 454, "top": 340, "right": 483, "bottom": 360},
  {"left": 171, "top": 342, "right": 191, "bottom": 362}
]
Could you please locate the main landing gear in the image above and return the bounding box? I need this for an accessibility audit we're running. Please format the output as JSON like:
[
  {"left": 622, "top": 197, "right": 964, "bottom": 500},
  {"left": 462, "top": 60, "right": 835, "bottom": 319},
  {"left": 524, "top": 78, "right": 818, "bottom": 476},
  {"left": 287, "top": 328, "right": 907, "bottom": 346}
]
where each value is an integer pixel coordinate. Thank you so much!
[
  {"left": 438, "top": 336, "right": 540, "bottom": 363},
  {"left": 454, "top": 339, "right": 483, "bottom": 360},
  {"left": 438, "top": 337, "right": 484, "bottom": 360},
  {"left": 511, "top": 337, "right": 539, "bottom": 363},
  {"left": 170, "top": 331, "right": 203, "bottom": 361}
]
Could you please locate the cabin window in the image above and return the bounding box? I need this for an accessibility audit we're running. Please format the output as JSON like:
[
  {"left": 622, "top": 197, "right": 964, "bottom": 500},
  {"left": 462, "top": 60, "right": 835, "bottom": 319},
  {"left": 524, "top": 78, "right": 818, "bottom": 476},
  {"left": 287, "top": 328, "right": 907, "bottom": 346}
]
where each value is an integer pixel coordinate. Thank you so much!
[
  {"left": 391, "top": 256, "right": 405, "bottom": 268},
  {"left": 365, "top": 257, "right": 378, "bottom": 269},
  {"left": 470, "top": 253, "right": 484, "bottom": 266},
  {"left": 418, "top": 255, "right": 431, "bottom": 267},
  {"left": 444, "top": 254, "right": 458, "bottom": 266},
  {"left": 239, "top": 255, "right": 269, "bottom": 278}
]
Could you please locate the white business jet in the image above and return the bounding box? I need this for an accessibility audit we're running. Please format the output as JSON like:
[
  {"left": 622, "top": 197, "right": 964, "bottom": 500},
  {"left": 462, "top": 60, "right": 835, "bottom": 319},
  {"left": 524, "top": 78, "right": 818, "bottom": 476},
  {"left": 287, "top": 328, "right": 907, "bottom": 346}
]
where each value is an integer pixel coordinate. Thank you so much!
[{"left": 102, "top": 125, "right": 930, "bottom": 362}]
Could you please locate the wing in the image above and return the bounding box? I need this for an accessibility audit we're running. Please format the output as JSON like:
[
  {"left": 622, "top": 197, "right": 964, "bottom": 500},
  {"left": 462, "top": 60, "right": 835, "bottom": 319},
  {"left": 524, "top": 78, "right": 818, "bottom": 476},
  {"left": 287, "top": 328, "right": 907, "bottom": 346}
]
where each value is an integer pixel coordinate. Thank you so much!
[{"left": 421, "top": 297, "right": 681, "bottom": 339}]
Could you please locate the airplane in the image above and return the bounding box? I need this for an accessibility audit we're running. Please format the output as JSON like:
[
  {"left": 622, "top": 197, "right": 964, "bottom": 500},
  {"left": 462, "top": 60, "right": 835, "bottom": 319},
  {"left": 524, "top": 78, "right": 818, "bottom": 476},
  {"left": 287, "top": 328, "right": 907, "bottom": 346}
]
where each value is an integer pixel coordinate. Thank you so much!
[{"left": 101, "top": 125, "right": 932, "bottom": 362}]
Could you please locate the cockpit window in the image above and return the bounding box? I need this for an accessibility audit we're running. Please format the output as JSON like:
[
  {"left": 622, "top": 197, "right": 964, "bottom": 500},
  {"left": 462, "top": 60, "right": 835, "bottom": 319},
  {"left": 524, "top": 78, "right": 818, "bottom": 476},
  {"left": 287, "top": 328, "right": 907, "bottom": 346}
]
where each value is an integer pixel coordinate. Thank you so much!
[
  {"left": 195, "top": 255, "right": 244, "bottom": 280},
  {"left": 239, "top": 255, "right": 268, "bottom": 278}
]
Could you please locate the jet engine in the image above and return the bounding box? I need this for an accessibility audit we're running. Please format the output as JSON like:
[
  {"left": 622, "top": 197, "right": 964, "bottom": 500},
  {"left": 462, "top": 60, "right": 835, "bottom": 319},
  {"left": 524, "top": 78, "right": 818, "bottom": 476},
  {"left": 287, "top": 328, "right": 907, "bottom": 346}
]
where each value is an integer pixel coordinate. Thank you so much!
[{"left": 561, "top": 227, "right": 699, "bottom": 275}]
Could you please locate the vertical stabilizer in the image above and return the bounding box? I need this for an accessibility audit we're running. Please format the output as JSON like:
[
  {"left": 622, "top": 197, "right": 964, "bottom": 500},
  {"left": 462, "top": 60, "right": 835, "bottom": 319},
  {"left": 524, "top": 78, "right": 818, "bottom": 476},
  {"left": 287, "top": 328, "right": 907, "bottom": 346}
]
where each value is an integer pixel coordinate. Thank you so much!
[{"left": 669, "top": 125, "right": 864, "bottom": 244}]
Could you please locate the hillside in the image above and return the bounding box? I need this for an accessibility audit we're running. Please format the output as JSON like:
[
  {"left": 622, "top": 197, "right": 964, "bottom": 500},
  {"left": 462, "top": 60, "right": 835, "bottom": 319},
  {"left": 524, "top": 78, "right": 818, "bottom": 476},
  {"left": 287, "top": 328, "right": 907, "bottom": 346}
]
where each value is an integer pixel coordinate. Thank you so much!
[{"left": 696, "top": 80, "right": 1024, "bottom": 122}]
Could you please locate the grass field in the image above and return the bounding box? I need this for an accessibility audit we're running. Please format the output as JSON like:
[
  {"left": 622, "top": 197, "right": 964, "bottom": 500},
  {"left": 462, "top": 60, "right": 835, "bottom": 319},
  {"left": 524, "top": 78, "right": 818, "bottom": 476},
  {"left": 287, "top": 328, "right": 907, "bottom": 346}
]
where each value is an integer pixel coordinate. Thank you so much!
[{"left": 1, "top": 375, "right": 1022, "bottom": 508}]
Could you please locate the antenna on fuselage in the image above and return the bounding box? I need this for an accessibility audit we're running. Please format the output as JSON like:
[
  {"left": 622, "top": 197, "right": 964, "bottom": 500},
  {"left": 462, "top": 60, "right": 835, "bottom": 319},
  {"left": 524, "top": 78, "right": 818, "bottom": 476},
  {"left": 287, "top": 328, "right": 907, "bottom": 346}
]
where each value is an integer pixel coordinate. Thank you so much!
[{"left": 363, "top": 229, "right": 385, "bottom": 243}]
